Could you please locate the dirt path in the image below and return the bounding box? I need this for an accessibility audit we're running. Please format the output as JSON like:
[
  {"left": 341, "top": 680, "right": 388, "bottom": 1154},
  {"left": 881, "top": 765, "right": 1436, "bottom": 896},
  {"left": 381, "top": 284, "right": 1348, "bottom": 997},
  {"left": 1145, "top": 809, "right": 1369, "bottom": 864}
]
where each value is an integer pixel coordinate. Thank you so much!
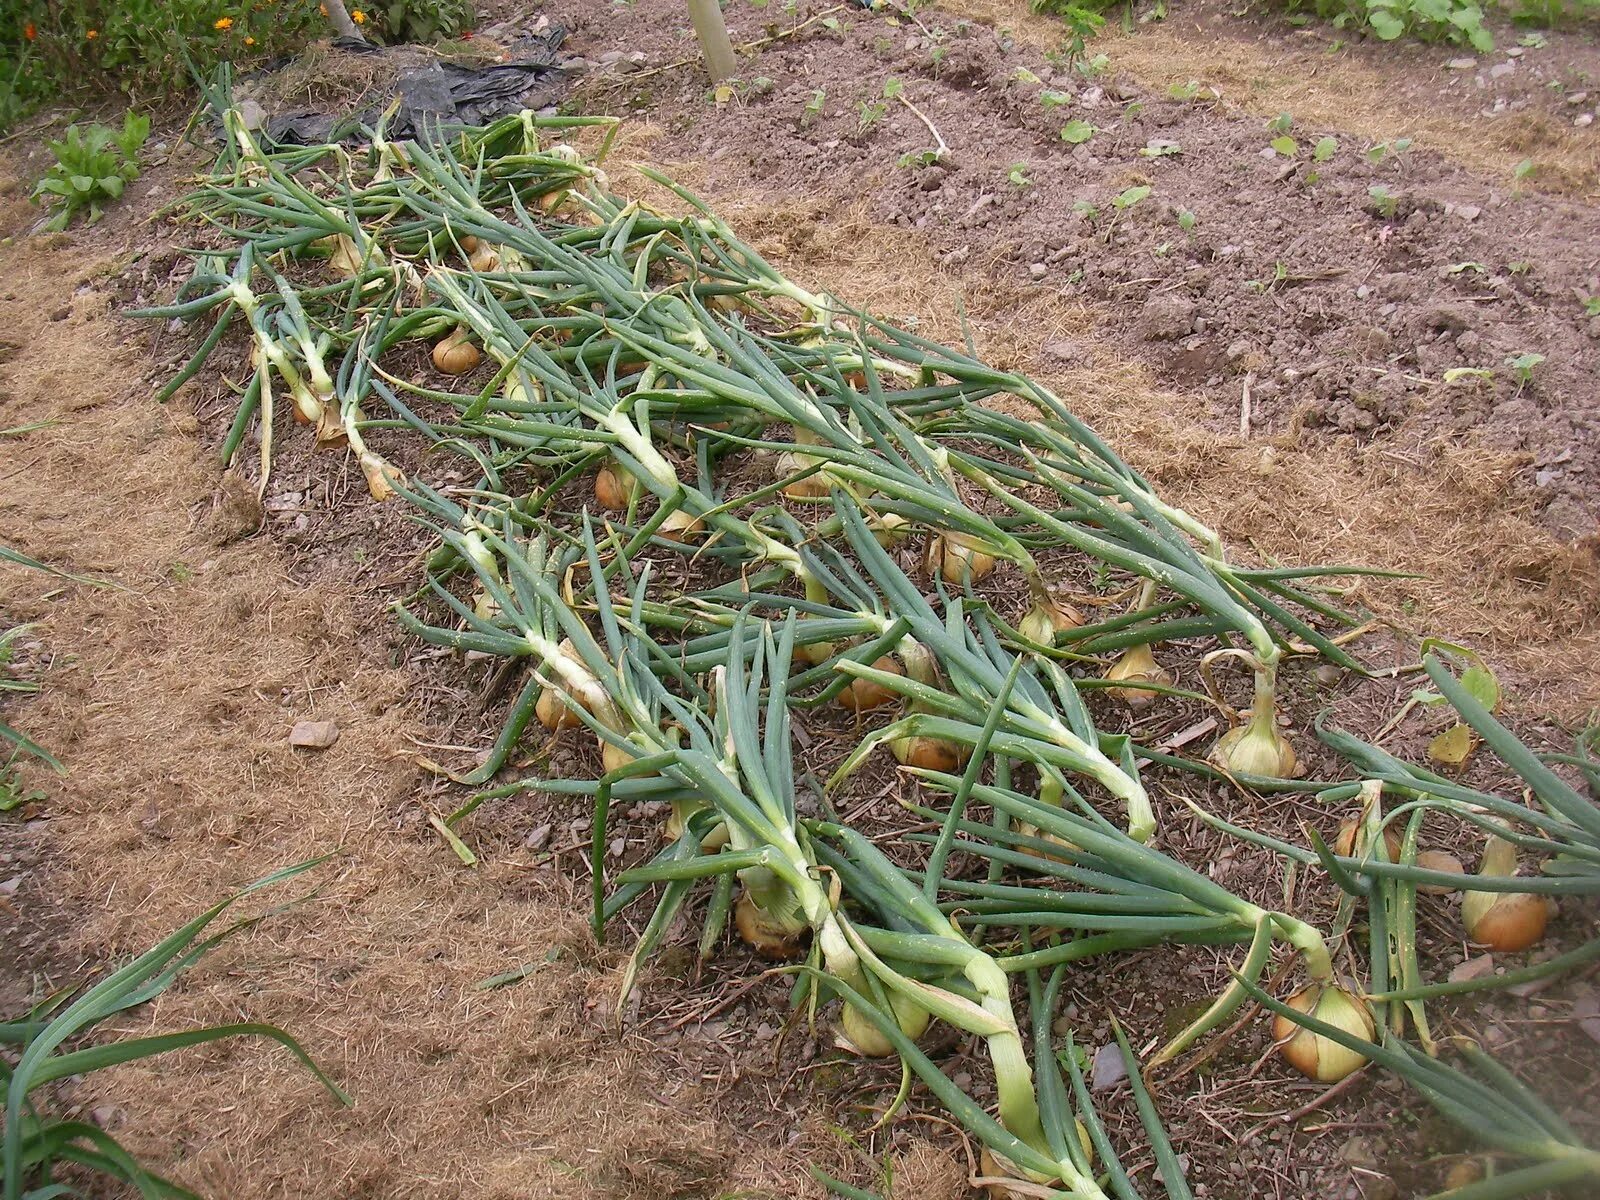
[{"left": 0, "top": 177, "right": 825, "bottom": 1197}]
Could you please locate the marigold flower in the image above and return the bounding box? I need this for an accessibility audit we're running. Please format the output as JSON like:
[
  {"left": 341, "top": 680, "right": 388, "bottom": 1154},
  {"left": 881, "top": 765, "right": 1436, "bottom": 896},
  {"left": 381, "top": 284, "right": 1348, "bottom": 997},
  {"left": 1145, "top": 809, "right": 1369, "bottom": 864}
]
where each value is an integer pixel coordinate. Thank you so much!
[
  {"left": 23, "top": 21, "right": 36, "bottom": 40},
  {"left": 245, "top": 35, "right": 255, "bottom": 45},
  {"left": 351, "top": 9, "right": 366, "bottom": 22},
  {"left": 86, "top": 28, "right": 98, "bottom": 38},
  {"left": 214, "top": 16, "right": 233, "bottom": 29}
]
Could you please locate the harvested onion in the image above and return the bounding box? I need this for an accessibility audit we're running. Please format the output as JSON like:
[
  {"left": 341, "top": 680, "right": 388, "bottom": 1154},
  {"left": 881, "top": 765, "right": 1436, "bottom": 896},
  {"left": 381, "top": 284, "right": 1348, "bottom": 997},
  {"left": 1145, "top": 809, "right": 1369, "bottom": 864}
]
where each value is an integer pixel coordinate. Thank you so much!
[
  {"left": 1101, "top": 644, "right": 1171, "bottom": 709},
  {"left": 1273, "top": 983, "right": 1374, "bottom": 1082},
  {"left": 1462, "top": 835, "right": 1548, "bottom": 952},
  {"left": 733, "top": 886, "right": 809, "bottom": 960},
  {"left": 593, "top": 463, "right": 639, "bottom": 511},
  {"left": 431, "top": 328, "right": 481, "bottom": 375},
  {"left": 836, "top": 656, "right": 902, "bottom": 713},
  {"left": 925, "top": 531, "right": 998, "bottom": 584},
  {"left": 1415, "top": 849, "right": 1465, "bottom": 895},
  {"left": 1019, "top": 596, "right": 1083, "bottom": 646},
  {"left": 890, "top": 734, "right": 970, "bottom": 774},
  {"left": 1211, "top": 708, "right": 1297, "bottom": 780},
  {"left": 658, "top": 509, "right": 705, "bottom": 542},
  {"left": 1331, "top": 819, "right": 1402, "bottom": 861},
  {"left": 839, "top": 991, "right": 931, "bottom": 1058}
]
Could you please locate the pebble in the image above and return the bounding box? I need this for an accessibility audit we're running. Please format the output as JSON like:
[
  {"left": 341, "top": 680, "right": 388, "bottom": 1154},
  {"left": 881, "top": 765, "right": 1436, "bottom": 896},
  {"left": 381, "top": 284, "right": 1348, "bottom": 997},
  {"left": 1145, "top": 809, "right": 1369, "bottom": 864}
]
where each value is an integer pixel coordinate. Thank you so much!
[
  {"left": 1445, "top": 57, "right": 1478, "bottom": 70},
  {"left": 1577, "top": 114, "right": 1594, "bottom": 128},
  {"left": 1028, "top": 262, "right": 1047, "bottom": 279},
  {"left": 525, "top": 823, "right": 552, "bottom": 850},
  {"left": 1449, "top": 954, "right": 1495, "bottom": 983},
  {"left": 1091, "top": 1042, "right": 1128, "bottom": 1091},
  {"left": 288, "top": 719, "right": 339, "bottom": 750}
]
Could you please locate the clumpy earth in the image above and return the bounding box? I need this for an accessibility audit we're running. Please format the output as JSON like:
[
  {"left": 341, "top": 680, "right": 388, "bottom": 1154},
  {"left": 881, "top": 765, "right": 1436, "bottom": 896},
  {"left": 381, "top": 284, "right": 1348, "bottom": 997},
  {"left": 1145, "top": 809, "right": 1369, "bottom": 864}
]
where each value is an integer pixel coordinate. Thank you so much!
[{"left": 1, "top": 1, "right": 1598, "bottom": 1198}]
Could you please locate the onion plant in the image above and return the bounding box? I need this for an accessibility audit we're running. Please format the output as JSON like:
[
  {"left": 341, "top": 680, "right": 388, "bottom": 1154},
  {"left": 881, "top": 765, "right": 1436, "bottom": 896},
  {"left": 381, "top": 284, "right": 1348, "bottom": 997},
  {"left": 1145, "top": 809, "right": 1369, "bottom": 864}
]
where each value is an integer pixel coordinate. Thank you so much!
[{"left": 1, "top": 860, "right": 348, "bottom": 1200}]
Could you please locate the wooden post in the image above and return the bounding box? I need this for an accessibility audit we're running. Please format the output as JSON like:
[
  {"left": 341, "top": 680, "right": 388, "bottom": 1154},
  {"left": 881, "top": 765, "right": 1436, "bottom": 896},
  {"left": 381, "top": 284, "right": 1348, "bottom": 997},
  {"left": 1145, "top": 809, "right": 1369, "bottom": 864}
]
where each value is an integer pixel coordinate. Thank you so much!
[{"left": 685, "top": 0, "right": 737, "bottom": 83}]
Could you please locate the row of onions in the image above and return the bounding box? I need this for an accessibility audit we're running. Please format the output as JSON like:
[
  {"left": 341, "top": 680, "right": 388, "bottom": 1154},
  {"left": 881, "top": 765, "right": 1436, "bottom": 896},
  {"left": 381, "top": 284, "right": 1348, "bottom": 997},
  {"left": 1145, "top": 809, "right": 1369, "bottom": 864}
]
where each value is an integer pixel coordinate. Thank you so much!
[{"left": 134, "top": 83, "right": 1600, "bottom": 1199}]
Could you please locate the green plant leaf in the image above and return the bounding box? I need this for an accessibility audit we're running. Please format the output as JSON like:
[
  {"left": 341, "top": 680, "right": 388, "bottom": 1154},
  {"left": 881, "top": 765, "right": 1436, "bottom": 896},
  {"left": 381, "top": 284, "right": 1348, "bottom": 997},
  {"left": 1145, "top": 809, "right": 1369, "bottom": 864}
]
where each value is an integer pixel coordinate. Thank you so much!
[{"left": 1060, "top": 119, "right": 1095, "bottom": 144}]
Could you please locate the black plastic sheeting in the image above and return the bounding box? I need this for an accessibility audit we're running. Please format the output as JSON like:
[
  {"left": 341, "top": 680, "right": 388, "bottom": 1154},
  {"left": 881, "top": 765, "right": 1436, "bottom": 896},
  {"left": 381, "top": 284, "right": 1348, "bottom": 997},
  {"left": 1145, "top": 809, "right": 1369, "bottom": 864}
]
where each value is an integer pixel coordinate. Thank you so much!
[{"left": 263, "top": 27, "right": 569, "bottom": 145}]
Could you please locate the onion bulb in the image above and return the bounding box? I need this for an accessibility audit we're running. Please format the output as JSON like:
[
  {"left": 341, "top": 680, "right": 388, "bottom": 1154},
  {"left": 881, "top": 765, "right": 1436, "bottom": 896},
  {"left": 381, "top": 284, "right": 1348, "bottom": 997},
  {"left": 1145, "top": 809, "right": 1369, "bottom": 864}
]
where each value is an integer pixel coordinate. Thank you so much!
[
  {"left": 1211, "top": 699, "right": 1297, "bottom": 779},
  {"left": 358, "top": 451, "right": 403, "bottom": 501},
  {"left": 658, "top": 509, "right": 705, "bottom": 542},
  {"left": 1332, "top": 819, "right": 1402, "bottom": 861},
  {"left": 1462, "top": 835, "right": 1548, "bottom": 952},
  {"left": 978, "top": 1124, "right": 1092, "bottom": 1196},
  {"left": 868, "top": 511, "right": 910, "bottom": 548},
  {"left": 459, "top": 235, "right": 500, "bottom": 273},
  {"left": 431, "top": 328, "right": 481, "bottom": 375},
  {"left": 1415, "top": 849, "right": 1465, "bottom": 895},
  {"left": 1101, "top": 644, "right": 1171, "bottom": 709},
  {"left": 733, "top": 886, "right": 809, "bottom": 960},
  {"left": 593, "top": 463, "right": 640, "bottom": 511},
  {"left": 1019, "top": 596, "right": 1084, "bottom": 646},
  {"left": 775, "top": 451, "right": 829, "bottom": 499},
  {"left": 536, "top": 684, "right": 583, "bottom": 732},
  {"left": 890, "top": 734, "right": 970, "bottom": 774},
  {"left": 925, "top": 531, "right": 999, "bottom": 584},
  {"left": 1273, "top": 983, "right": 1374, "bottom": 1082},
  {"left": 836, "top": 656, "right": 902, "bottom": 713},
  {"left": 839, "top": 992, "right": 931, "bottom": 1057}
]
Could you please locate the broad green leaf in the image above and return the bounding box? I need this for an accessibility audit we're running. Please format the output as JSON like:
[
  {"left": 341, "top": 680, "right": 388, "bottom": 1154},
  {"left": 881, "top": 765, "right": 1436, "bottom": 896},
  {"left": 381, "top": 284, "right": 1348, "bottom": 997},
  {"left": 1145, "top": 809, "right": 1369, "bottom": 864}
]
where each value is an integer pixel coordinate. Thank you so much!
[
  {"left": 1427, "top": 722, "right": 1476, "bottom": 767},
  {"left": 1060, "top": 119, "right": 1095, "bottom": 144}
]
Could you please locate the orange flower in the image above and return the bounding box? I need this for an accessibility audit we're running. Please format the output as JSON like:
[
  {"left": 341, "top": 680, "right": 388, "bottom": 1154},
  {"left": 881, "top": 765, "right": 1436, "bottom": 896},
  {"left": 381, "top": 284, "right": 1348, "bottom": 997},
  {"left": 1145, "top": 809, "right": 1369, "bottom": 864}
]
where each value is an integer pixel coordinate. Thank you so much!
[
  {"left": 351, "top": 9, "right": 365, "bottom": 22},
  {"left": 23, "top": 21, "right": 35, "bottom": 40},
  {"left": 245, "top": 35, "right": 255, "bottom": 45},
  {"left": 85, "top": 28, "right": 97, "bottom": 38},
  {"left": 214, "top": 16, "right": 233, "bottom": 29}
]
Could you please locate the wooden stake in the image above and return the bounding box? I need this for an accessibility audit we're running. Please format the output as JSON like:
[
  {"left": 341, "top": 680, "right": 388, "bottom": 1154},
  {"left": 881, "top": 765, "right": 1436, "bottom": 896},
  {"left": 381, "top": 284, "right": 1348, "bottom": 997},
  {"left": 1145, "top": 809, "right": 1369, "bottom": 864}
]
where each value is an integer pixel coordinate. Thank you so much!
[{"left": 685, "top": 0, "right": 738, "bottom": 83}]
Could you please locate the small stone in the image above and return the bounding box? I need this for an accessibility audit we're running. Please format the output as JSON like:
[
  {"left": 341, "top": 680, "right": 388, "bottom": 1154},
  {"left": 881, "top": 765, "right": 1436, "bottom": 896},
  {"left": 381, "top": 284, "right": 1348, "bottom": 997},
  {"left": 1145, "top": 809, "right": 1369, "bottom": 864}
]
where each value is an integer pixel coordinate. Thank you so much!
[
  {"left": 237, "top": 100, "right": 267, "bottom": 131},
  {"left": 1576, "top": 113, "right": 1594, "bottom": 128},
  {"left": 1449, "top": 954, "right": 1495, "bottom": 983},
  {"left": 1029, "top": 262, "right": 1048, "bottom": 279},
  {"left": 0, "top": 877, "right": 20, "bottom": 897},
  {"left": 1453, "top": 204, "right": 1482, "bottom": 222},
  {"left": 1445, "top": 57, "right": 1478, "bottom": 70},
  {"left": 1566, "top": 91, "right": 1590, "bottom": 105},
  {"left": 525, "top": 823, "right": 552, "bottom": 851},
  {"left": 1340, "top": 1136, "right": 1379, "bottom": 1168},
  {"left": 1135, "top": 293, "right": 1197, "bottom": 341},
  {"left": 1314, "top": 663, "right": 1343, "bottom": 687},
  {"left": 288, "top": 719, "right": 340, "bottom": 750},
  {"left": 1091, "top": 1042, "right": 1128, "bottom": 1092},
  {"left": 1489, "top": 61, "right": 1515, "bottom": 79}
]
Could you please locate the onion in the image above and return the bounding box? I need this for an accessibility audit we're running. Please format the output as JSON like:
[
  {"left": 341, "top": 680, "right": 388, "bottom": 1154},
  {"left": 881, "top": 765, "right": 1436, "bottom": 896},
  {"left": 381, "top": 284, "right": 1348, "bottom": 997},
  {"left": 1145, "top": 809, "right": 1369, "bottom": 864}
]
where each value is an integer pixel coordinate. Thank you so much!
[
  {"left": 431, "top": 328, "right": 481, "bottom": 375},
  {"left": 733, "top": 887, "right": 809, "bottom": 960},
  {"left": 839, "top": 992, "right": 931, "bottom": 1057},
  {"left": 836, "top": 656, "right": 902, "bottom": 713},
  {"left": 1019, "top": 596, "right": 1083, "bottom": 646},
  {"left": 658, "top": 509, "right": 706, "bottom": 542},
  {"left": 1101, "top": 644, "right": 1171, "bottom": 709},
  {"left": 1462, "top": 835, "right": 1548, "bottom": 952},
  {"left": 459, "top": 235, "right": 500, "bottom": 273},
  {"left": 357, "top": 452, "right": 403, "bottom": 501},
  {"left": 1332, "top": 819, "right": 1402, "bottom": 861},
  {"left": 775, "top": 450, "right": 829, "bottom": 499},
  {"left": 978, "top": 1124, "right": 1092, "bottom": 1195},
  {"left": 536, "top": 684, "right": 583, "bottom": 731},
  {"left": 1273, "top": 983, "right": 1374, "bottom": 1082},
  {"left": 1415, "top": 849, "right": 1465, "bottom": 895},
  {"left": 867, "top": 510, "right": 910, "bottom": 548},
  {"left": 593, "top": 463, "right": 639, "bottom": 511},
  {"left": 1211, "top": 705, "right": 1297, "bottom": 779},
  {"left": 925, "top": 531, "right": 999, "bottom": 584},
  {"left": 890, "top": 734, "right": 970, "bottom": 774}
]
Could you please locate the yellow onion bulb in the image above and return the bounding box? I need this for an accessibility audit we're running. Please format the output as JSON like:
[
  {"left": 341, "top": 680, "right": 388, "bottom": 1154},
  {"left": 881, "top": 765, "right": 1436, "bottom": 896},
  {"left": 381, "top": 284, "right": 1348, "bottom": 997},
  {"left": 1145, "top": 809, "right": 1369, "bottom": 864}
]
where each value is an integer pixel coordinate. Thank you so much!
[
  {"left": 836, "top": 656, "right": 902, "bottom": 713},
  {"left": 1210, "top": 708, "right": 1297, "bottom": 780},
  {"left": 775, "top": 451, "right": 830, "bottom": 500},
  {"left": 868, "top": 511, "right": 911, "bottom": 548},
  {"left": 890, "top": 735, "right": 971, "bottom": 774},
  {"left": 358, "top": 451, "right": 403, "bottom": 501},
  {"left": 1332, "top": 819, "right": 1402, "bottom": 862},
  {"left": 733, "top": 887, "right": 809, "bottom": 960},
  {"left": 978, "top": 1124, "right": 1092, "bottom": 1195},
  {"left": 1101, "top": 644, "right": 1171, "bottom": 709},
  {"left": 1461, "top": 835, "right": 1548, "bottom": 952},
  {"left": 1020, "top": 597, "right": 1084, "bottom": 646},
  {"left": 1415, "top": 849, "right": 1465, "bottom": 895},
  {"left": 658, "top": 509, "right": 706, "bottom": 543},
  {"left": 839, "top": 993, "right": 931, "bottom": 1058},
  {"left": 1273, "top": 983, "right": 1374, "bottom": 1082},
  {"left": 593, "top": 463, "right": 640, "bottom": 511},
  {"left": 926, "top": 531, "right": 998, "bottom": 584},
  {"left": 432, "top": 329, "right": 481, "bottom": 375},
  {"left": 536, "top": 685, "right": 583, "bottom": 732},
  {"left": 460, "top": 235, "right": 500, "bottom": 273}
]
